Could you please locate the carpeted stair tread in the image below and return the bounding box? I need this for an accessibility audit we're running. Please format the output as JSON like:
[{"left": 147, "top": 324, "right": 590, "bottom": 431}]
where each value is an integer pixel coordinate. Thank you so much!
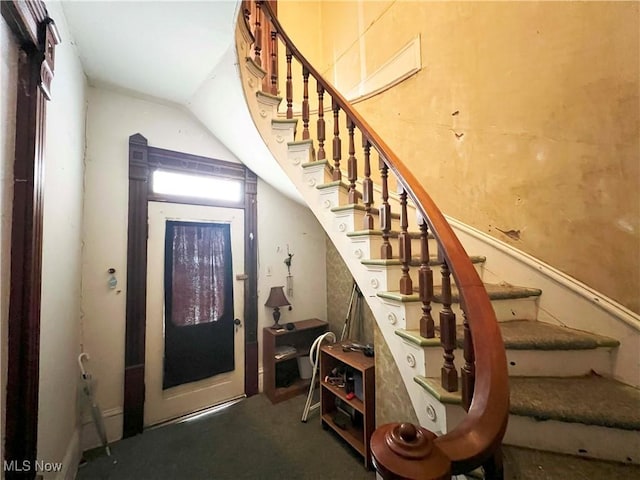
[
  {"left": 380, "top": 282, "right": 541, "bottom": 304},
  {"left": 362, "top": 254, "right": 486, "bottom": 268},
  {"left": 395, "top": 320, "right": 619, "bottom": 351},
  {"left": 347, "top": 229, "right": 432, "bottom": 239},
  {"left": 462, "top": 320, "right": 620, "bottom": 350},
  {"left": 433, "top": 282, "right": 541, "bottom": 303},
  {"left": 510, "top": 375, "right": 640, "bottom": 430},
  {"left": 499, "top": 445, "right": 640, "bottom": 480},
  {"left": 415, "top": 374, "right": 640, "bottom": 430}
]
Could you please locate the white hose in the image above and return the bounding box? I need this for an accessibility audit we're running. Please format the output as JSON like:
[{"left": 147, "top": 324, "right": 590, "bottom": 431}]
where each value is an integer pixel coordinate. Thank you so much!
[{"left": 301, "top": 331, "right": 336, "bottom": 422}]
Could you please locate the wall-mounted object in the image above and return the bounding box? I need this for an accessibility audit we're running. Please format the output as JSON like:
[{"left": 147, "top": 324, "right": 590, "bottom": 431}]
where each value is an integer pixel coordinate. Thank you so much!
[
  {"left": 284, "top": 246, "right": 294, "bottom": 296},
  {"left": 108, "top": 268, "right": 118, "bottom": 289},
  {"left": 264, "top": 286, "right": 291, "bottom": 329}
]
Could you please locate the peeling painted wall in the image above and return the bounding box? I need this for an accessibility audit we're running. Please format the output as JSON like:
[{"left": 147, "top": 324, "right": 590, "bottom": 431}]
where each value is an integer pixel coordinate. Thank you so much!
[{"left": 285, "top": 1, "right": 640, "bottom": 314}]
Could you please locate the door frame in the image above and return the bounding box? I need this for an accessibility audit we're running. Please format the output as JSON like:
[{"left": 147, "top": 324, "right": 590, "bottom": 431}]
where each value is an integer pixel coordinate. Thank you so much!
[
  {"left": 2, "top": 1, "right": 59, "bottom": 476},
  {"left": 124, "top": 133, "right": 259, "bottom": 437}
]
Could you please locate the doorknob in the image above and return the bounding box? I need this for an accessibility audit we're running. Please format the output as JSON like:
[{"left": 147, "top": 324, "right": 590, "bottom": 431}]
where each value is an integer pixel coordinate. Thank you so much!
[{"left": 234, "top": 318, "right": 242, "bottom": 332}]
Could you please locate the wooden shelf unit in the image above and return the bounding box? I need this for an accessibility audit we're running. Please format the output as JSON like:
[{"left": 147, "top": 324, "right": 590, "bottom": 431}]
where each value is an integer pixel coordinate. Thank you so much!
[
  {"left": 263, "top": 318, "right": 327, "bottom": 404},
  {"left": 320, "top": 342, "right": 375, "bottom": 469}
]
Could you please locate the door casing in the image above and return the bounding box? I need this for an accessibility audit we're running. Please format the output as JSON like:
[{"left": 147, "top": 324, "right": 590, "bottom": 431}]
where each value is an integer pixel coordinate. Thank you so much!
[{"left": 125, "top": 134, "right": 259, "bottom": 436}]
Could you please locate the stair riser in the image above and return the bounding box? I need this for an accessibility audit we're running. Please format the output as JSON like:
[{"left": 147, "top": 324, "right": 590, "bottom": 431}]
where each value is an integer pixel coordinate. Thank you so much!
[
  {"left": 349, "top": 235, "right": 439, "bottom": 263},
  {"left": 423, "top": 347, "right": 614, "bottom": 378},
  {"left": 364, "top": 263, "right": 485, "bottom": 295},
  {"left": 430, "top": 296, "right": 539, "bottom": 323},
  {"left": 378, "top": 299, "right": 424, "bottom": 331},
  {"left": 434, "top": 403, "right": 640, "bottom": 465},
  {"left": 302, "top": 163, "right": 332, "bottom": 188},
  {"left": 505, "top": 415, "right": 640, "bottom": 465}
]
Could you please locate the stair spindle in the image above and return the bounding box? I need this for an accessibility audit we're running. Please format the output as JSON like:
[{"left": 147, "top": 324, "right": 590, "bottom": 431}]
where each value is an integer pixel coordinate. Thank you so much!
[
  {"left": 346, "top": 118, "right": 358, "bottom": 204},
  {"left": 362, "top": 139, "right": 374, "bottom": 230},
  {"left": 461, "top": 299, "right": 475, "bottom": 411},
  {"left": 332, "top": 99, "right": 342, "bottom": 181},
  {"left": 419, "top": 217, "right": 435, "bottom": 338},
  {"left": 440, "top": 259, "right": 458, "bottom": 392},
  {"left": 302, "top": 67, "right": 310, "bottom": 140},
  {"left": 242, "top": 0, "right": 250, "bottom": 23},
  {"left": 316, "top": 84, "right": 326, "bottom": 160},
  {"left": 286, "top": 47, "right": 293, "bottom": 119},
  {"left": 398, "top": 188, "right": 413, "bottom": 294},
  {"left": 379, "top": 157, "right": 392, "bottom": 259},
  {"left": 253, "top": 1, "right": 262, "bottom": 66},
  {"left": 269, "top": 30, "right": 278, "bottom": 95}
]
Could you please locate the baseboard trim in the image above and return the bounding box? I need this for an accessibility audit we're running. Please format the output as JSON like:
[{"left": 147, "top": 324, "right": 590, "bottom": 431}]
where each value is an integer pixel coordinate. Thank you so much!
[
  {"left": 80, "top": 406, "right": 122, "bottom": 452},
  {"left": 58, "top": 427, "right": 80, "bottom": 480}
]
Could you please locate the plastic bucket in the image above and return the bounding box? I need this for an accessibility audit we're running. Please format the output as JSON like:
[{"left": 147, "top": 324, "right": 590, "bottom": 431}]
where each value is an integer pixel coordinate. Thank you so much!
[{"left": 297, "top": 356, "right": 313, "bottom": 380}]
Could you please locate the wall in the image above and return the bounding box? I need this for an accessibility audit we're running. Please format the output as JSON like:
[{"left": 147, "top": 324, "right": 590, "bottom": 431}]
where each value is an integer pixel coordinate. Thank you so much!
[
  {"left": 325, "top": 238, "right": 418, "bottom": 426},
  {"left": 0, "top": 15, "right": 18, "bottom": 477},
  {"left": 82, "top": 86, "right": 326, "bottom": 447},
  {"left": 289, "top": 1, "right": 640, "bottom": 314},
  {"left": 36, "top": 2, "right": 88, "bottom": 477},
  {"left": 256, "top": 181, "right": 327, "bottom": 380}
]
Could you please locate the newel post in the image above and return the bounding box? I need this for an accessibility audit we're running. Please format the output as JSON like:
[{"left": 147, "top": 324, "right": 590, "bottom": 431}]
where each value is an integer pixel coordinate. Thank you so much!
[{"left": 371, "top": 423, "right": 451, "bottom": 480}]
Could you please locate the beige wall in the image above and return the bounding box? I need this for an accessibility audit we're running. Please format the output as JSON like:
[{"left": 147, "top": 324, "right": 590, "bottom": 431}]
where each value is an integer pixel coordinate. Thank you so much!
[
  {"left": 39, "top": 0, "right": 88, "bottom": 476},
  {"left": 286, "top": 1, "right": 640, "bottom": 314}
]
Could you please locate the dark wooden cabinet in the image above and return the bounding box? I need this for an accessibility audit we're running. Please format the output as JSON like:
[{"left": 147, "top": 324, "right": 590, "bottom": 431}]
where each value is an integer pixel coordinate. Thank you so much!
[
  {"left": 320, "top": 342, "right": 375, "bottom": 469},
  {"left": 263, "top": 318, "right": 327, "bottom": 404}
]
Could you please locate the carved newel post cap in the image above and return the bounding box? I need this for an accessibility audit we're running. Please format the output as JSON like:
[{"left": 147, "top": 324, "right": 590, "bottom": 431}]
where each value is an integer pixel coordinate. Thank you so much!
[{"left": 371, "top": 423, "right": 451, "bottom": 480}]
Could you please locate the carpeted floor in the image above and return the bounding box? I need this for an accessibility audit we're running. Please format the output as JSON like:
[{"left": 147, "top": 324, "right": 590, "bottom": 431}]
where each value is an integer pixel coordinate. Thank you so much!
[{"left": 77, "top": 394, "right": 376, "bottom": 480}]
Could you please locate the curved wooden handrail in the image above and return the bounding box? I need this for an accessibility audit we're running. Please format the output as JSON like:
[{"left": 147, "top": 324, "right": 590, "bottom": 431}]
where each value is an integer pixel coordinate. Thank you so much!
[{"left": 257, "top": 2, "right": 509, "bottom": 474}]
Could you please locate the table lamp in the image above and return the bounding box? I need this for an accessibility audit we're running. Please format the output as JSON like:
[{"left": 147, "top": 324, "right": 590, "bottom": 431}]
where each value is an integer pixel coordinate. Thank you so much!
[{"left": 264, "top": 286, "right": 291, "bottom": 328}]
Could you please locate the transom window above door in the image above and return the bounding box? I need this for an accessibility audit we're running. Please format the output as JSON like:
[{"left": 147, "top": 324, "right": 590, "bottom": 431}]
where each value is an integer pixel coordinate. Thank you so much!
[{"left": 152, "top": 170, "right": 243, "bottom": 203}]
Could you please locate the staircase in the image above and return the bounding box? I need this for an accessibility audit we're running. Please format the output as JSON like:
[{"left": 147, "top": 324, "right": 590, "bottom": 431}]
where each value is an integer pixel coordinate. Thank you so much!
[{"left": 235, "top": 3, "right": 640, "bottom": 478}]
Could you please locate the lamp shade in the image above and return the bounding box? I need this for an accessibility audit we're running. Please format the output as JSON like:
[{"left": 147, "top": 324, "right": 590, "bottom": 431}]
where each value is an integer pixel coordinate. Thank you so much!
[{"left": 264, "top": 286, "right": 291, "bottom": 308}]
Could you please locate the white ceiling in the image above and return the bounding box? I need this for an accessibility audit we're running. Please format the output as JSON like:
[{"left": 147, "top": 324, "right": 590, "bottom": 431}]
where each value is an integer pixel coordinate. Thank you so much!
[
  {"left": 61, "top": 0, "right": 302, "bottom": 202},
  {"left": 62, "top": 0, "right": 239, "bottom": 103}
]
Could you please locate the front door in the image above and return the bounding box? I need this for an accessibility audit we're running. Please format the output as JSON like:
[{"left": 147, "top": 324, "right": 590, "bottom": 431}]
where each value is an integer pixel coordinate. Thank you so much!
[{"left": 145, "top": 202, "right": 245, "bottom": 426}]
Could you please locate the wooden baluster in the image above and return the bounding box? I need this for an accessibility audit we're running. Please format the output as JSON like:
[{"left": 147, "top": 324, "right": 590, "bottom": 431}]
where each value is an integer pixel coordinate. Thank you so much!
[
  {"left": 286, "top": 47, "right": 293, "bottom": 119},
  {"left": 362, "top": 139, "right": 374, "bottom": 230},
  {"left": 242, "top": 0, "right": 251, "bottom": 23},
  {"left": 419, "top": 217, "right": 435, "bottom": 338},
  {"left": 398, "top": 187, "right": 413, "bottom": 294},
  {"left": 332, "top": 99, "right": 342, "bottom": 181},
  {"left": 269, "top": 30, "right": 278, "bottom": 95},
  {"left": 302, "top": 67, "right": 310, "bottom": 139},
  {"left": 346, "top": 118, "right": 358, "bottom": 204},
  {"left": 254, "top": 1, "right": 262, "bottom": 66},
  {"left": 440, "top": 259, "right": 458, "bottom": 392},
  {"left": 379, "top": 157, "right": 392, "bottom": 259},
  {"left": 316, "top": 84, "right": 326, "bottom": 161},
  {"left": 460, "top": 298, "right": 475, "bottom": 411}
]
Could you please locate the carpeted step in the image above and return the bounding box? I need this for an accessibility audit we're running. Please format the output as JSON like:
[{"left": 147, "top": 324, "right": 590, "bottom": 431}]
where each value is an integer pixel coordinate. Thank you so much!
[
  {"left": 461, "top": 319, "right": 619, "bottom": 351},
  {"left": 361, "top": 254, "right": 486, "bottom": 268},
  {"left": 415, "top": 373, "right": 640, "bottom": 462},
  {"left": 432, "top": 282, "right": 541, "bottom": 304},
  {"left": 397, "top": 320, "right": 619, "bottom": 377},
  {"left": 509, "top": 375, "right": 640, "bottom": 431},
  {"left": 466, "top": 446, "right": 640, "bottom": 480},
  {"left": 415, "top": 373, "right": 640, "bottom": 431},
  {"left": 396, "top": 320, "right": 619, "bottom": 351}
]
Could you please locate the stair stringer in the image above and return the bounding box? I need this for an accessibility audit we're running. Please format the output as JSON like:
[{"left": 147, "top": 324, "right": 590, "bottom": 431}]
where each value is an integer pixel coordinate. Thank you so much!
[{"left": 251, "top": 111, "right": 461, "bottom": 433}]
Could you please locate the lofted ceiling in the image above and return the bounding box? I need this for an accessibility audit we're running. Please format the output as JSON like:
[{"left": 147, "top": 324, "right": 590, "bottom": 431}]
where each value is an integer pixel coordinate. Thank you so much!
[
  {"left": 61, "top": 0, "right": 301, "bottom": 201},
  {"left": 62, "top": 1, "right": 239, "bottom": 103}
]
